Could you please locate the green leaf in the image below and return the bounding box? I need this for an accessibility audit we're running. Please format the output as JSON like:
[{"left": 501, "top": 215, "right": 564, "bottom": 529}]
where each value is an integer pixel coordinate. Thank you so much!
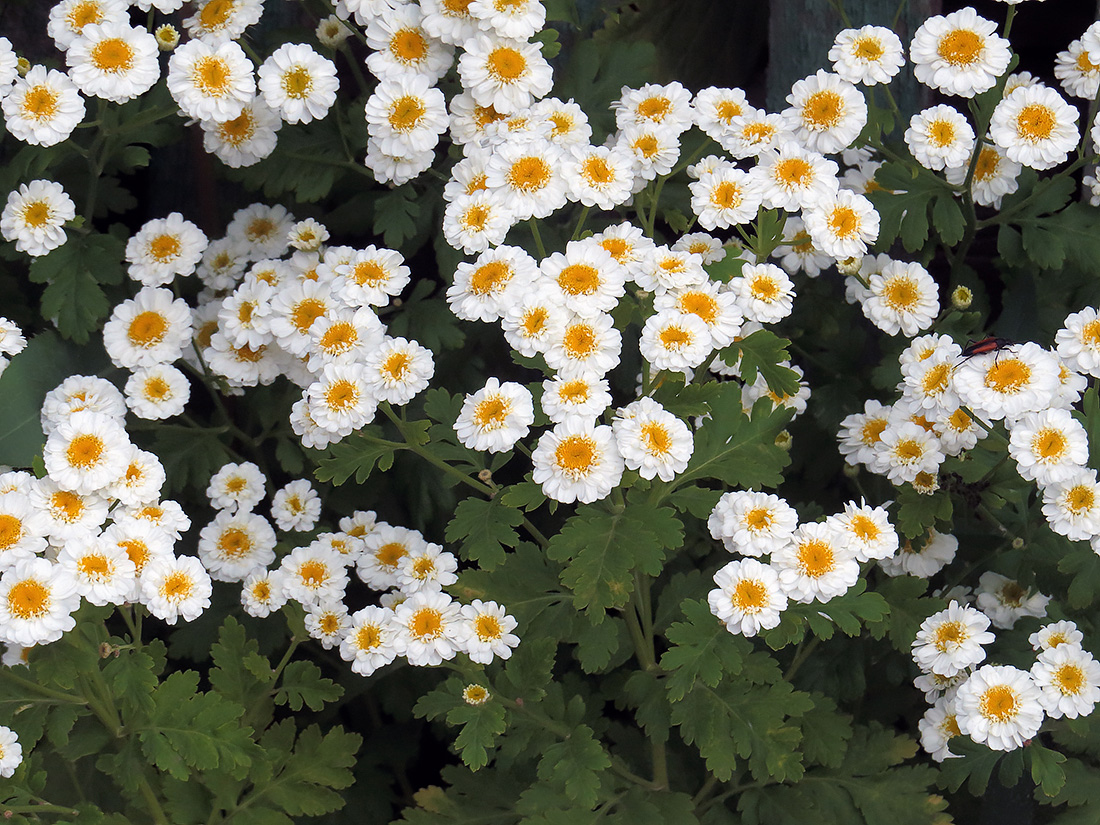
[
  {"left": 1027, "top": 742, "right": 1067, "bottom": 798},
  {"left": 574, "top": 614, "right": 626, "bottom": 673},
  {"left": 536, "top": 724, "right": 610, "bottom": 808},
  {"left": 533, "top": 28, "right": 561, "bottom": 59},
  {"left": 255, "top": 722, "right": 360, "bottom": 818},
  {"left": 445, "top": 497, "right": 524, "bottom": 570},
  {"left": 387, "top": 279, "right": 465, "bottom": 353},
  {"left": 798, "top": 694, "right": 852, "bottom": 769},
  {"left": 936, "top": 736, "right": 1004, "bottom": 796},
  {"left": 651, "top": 374, "right": 723, "bottom": 419},
  {"left": 103, "top": 649, "right": 159, "bottom": 718},
  {"left": 0, "top": 331, "right": 110, "bottom": 467},
  {"left": 1034, "top": 202, "right": 1100, "bottom": 274},
  {"left": 871, "top": 576, "right": 944, "bottom": 652},
  {"left": 149, "top": 426, "right": 234, "bottom": 495},
  {"left": 894, "top": 485, "right": 952, "bottom": 538},
  {"left": 931, "top": 194, "right": 965, "bottom": 247},
  {"left": 674, "top": 390, "right": 792, "bottom": 490},
  {"left": 225, "top": 120, "right": 344, "bottom": 202},
  {"left": 138, "top": 671, "right": 258, "bottom": 780},
  {"left": 313, "top": 425, "right": 396, "bottom": 485},
  {"left": 720, "top": 329, "right": 799, "bottom": 397},
  {"left": 546, "top": 504, "right": 682, "bottom": 618},
  {"left": 899, "top": 197, "right": 931, "bottom": 252},
  {"left": 373, "top": 187, "right": 420, "bottom": 248},
  {"left": 28, "top": 233, "right": 124, "bottom": 343},
  {"left": 1020, "top": 221, "right": 1066, "bottom": 270},
  {"left": 660, "top": 598, "right": 749, "bottom": 702},
  {"left": 447, "top": 699, "right": 507, "bottom": 771},
  {"left": 790, "top": 579, "right": 889, "bottom": 640},
  {"left": 500, "top": 480, "right": 547, "bottom": 512},
  {"left": 672, "top": 678, "right": 811, "bottom": 782},
  {"left": 273, "top": 660, "right": 341, "bottom": 712}
]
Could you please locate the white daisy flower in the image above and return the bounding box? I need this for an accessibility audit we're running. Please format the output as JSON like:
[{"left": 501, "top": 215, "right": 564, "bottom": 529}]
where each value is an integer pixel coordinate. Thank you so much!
[
  {"left": 539, "top": 240, "right": 624, "bottom": 318},
  {"left": 200, "top": 98, "right": 282, "bottom": 168},
  {"left": 1042, "top": 468, "right": 1100, "bottom": 541},
  {"left": 708, "top": 558, "right": 788, "bottom": 637},
  {"left": 912, "top": 601, "right": 996, "bottom": 677},
  {"left": 543, "top": 312, "right": 622, "bottom": 378},
  {"left": 364, "top": 74, "right": 449, "bottom": 156},
  {"left": 167, "top": 39, "right": 255, "bottom": 123},
  {"left": 140, "top": 554, "right": 212, "bottom": 625},
  {"left": 447, "top": 244, "right": 537, "bottom": 323},
  {"left": 47, "top": 0, "right": 128, "bottom": 51},
  {"left": 975, "top": 571, "right": 1049, "bottom": 630},
  {"left": 197, "top": 509, "right": 277, "bottom": 583},
  {"left": 953, "top": 342, "right": 1061, "bottom": 422},
  {"left": 268, "top": 278, "right": 335, "bottom": 356},
  {"left": 803, "top": 188, "right": 880, "bottom": 260},
  {"left": 904, "top": 104, "right": 976, "bottom": 171},
  {"left": 639, "top": 311, "right": 712, "bottom": 374},
  {"left": 829, "top": 25, "right": 906, "bottom": 86},
  {"left": 880, "top": 529, "right": 957, "bottom": 578},
  {"left": 31, "top": 481, "right": 110, "bottom": 545},
  {"left": 532, "top": 420, "right": 624, "bottom": 504},
  {"left": 456, "top": 599, "right": 519, "bottom": 664},
  {"left": 721, "top": 108, "right": 790, "bottom": 159},
  {"left": 1032, "top": 645, "right": 1100, "bottom": 720},
  {"left": 1056, "top": 307, "right": 1100, "bottom": 377},
  {"left": 2, "top": 66, "right": 85, "bottom": 148},
  {"left": 336, "top": 246, "right": 411, "bottom": 309},
  {"left": 989, "top": 84, "right": 1080, "bottom": 171},
  {"left": 421, "top": 0, "right": 480, "bottom": 45},
  {"left": 708, "top": 490, "right": 798, "bottom": 557},
  {"left": 125, "top": 213, "right": 208, "bottom": 286},
  {"left": 485, "top": 138, "right": 567, "bottom": 221},
  {"left": 1030, "top": 620, "right": 1084, "bottom": 653},
  {"left": 340, "top": 605, "right": 398, "bottom": 675},
  {"left": 781, "top": 70, "right": 868, "bottom": 155},
  {"left": 102, "top": 287, "right": 193, "bottom": 370},
  {"left": 689, "top": 166, "right": 764, "bottom": 231},
  {"left": 1007, "top": 409, "right": 1089, "bottom": 487},
  {"left": 674, "top": 233, "right": 727, "bottom": 264},
  {"left": 754, "top": 142, "right": 840, "bottom": 212},
  {"left": 57, "top": 535, "right": 136, "bottom": 607},
  {"left": 500, "top": 286, "right": 567, "bottom": 357},
  {"left": 205, "top": 461, "right": 266, "bottom": 514},
  {"left": 0, "top": 726, "right": 22, "bottom": 778},
  {"left": 119, "top": 499, "right": 191, "bottom": 541},
  {"left": 307, "top": 308, "right": 385, "bottom": 372},
  {"left": 909, "top": 8, "right": 1011, "bottom": 98},
  {"left": 365, "top": 3, "right": 454, "bottom": 83},
  {"left": 0, "top": 179, "right": 75, "bottom": 258},
  {"left": 240, "top": 568, "right": 287, "bottom": 618},
  {"left": 357, "top": 523, "right": 420, "bottom": 591},
  {"left": 0, "top": 491, "right": 48, "bottom": 570},
  {"left": 280, "top": 545, "right": 349, "bottom": 606},
  {"left": 827, "top": 500, "right": 898, "bottom": 562},
  {"left": 563, "top": 144, "right": 636, "bottom": 212},
  {"left": 614, "top": 82, "right": 694, "bottom": 134},
  {"left": 692, "top": 86, "right": 750, "bottom": 142},
  {"left": 772, "top": 216, "right": 833, "bottom": 277},
  {"left": 303, "top": 599, "right": 349, "bottom": 649},
  {"left": 66, "top": 22, "right": 159, "bottom": 104},
  {"left": 861, "top": 260, "right": 939, "bottom": 338},
  {"left": 0, "top": 558, "right": 80, "bottom": 646},
  {"left": 773, "top": 521, "right": 859, "bottom": 604},
  {"left": 105, "top": 445, "right": 166, "bottom": 507},
  {"left": 1055, "top": 38, "right": 1100, "bottom": 100},
  {"left": 540, "top": 373, "right": 612, "bottom": 425},
  {"left": 0, "top": 318, "right": 25, "bottom": 358},
  {"left": 182, "top": 0, "right": 263, "bottom": 43},
  {"left": 592, "top": 222, "right": 656, "bottom": 283},
  {"left": 454, "top": 378, "right": 534, "bottom": 453},
  {"left": 257, "top": 43, "right": 337, "bottom": 125},
  {"left": 635, "top": 247, "right": 707, "bottom": 295},
  {"left": 612, "top": 397, "right": 693, "bottom": 482},
  {"left": 459, "top": 33, "right": 552, "bottom": 114},
  {"left": 43, "top": 410, "right": 130, "bottom": 496},
  {"left": 392, "top": 590, "right": 464, "bottom": 666},
  {"left": 731, "top": 263, "right": 795, "bottom": 325},
  {"left": 396, "top": 543, "right": 458, "bottom": 595},
  {"left": 915, "top": 671, "right": 966, "bottom": 704},
  {"left": 363, "top": 337, "right": 434, "bottom": 406},
  {"left": 270, "top": 479, "right": 322, "bottom": 534},
  {"left": 617, "top": 121, "right": 682, "bottom": 180},
  {"left": 41, "top": 375, "right": 125, "bottom": 434},
  {"left": 655, "top": 282, "right": 743, "bottom": 351},
  {"left": 919, "top": 697, "right": 963, "bottom": 762},
  {"left": 955, "top": 664, "right": 1044, "bottom": 751},
  {"left": 442, "top": 190, "right": 514, "bottom": 255}
]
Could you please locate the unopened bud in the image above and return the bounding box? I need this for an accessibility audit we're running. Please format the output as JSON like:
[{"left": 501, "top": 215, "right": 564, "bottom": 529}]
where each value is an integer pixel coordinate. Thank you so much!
[
  {"left": 836, "top": 256, "right": 861, "bottom": 275},
  {"left": 15, "top": 57, "right": 29, "bottom": 77},
  {"left": 842, "top": 463, "right": 861, "bottom": 479},
  {"left": 1011, "top": 537, "right": 1024, "bottom": 550},
  {"left": 951, "top": 286, "right": 973, "bottom": 310},
  {"left": 98, "top": 642, "right": 113, "bottom": 659},
  {"left": 774, "top": 430, "right": 792, "bottom": 451},
  {"left": 477, "top": 468, "right": 492, "bottom": 483}
]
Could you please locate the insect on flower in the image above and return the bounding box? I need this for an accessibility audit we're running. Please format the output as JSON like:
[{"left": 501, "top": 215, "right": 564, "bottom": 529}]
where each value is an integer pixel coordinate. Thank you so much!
[{"left": 960, "top": 336, "right": 1015, "bottom": 359}]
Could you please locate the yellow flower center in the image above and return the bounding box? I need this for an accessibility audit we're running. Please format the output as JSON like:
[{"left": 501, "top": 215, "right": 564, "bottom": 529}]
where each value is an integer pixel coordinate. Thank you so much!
[
  {"left": 1034, "top": 427, "right": 1067, "bottom": 461},
  {"left": 325, "top": 380, "right": 359, "bottom": 412},
  {"left": 388, "top": 95, "right": 425, "bottom": 131},
  {"left": 828, "top": 206, "right": 860, "bottom": 238},
  {"left": 1067, "top": 484, "right": 1095, "bottom": 514},
  {"left": 882, "top": 276, "right": 919, "bottom": 310},
  {"left": 749, "top": 274, "right": 779, "bottom": 301},
  {"left": 932, "top": 620, "right": 967, "bottom": 651},
  {"left": 802, "top": 90, "right": 843, "bottom": 128},
  {"left": 937, "top": 28, "right": 984, "bottom": 67},
  {"left": 743, "top": 121, "right": 776, "bottom": 142},
  {"left": 128, "top": 311, "right": 168, "bottom": 346},
  {"left": 852, "top": 35, "right": 884, "bottom": 60},
  {"left": 637, "top": 96, "right": 671, "bottom": 121},
  {"left": 922, "top": 363, "right": 952, "bottom": 395},
  {"left": 582, "top": 156, "right": 613, "bottom": 185},
  {"left": 119, "top": 539, "right": 149, "bottom": 570},
  {"left": 894, "top": 438, "right": 925, "bottom": 463},
  {"left": 475, "top": 614, "right": 502, "bottom": 640},
  {"left": 410, "top": 607, "right": 443, "bottom": 639},
  {"left": 22, "top": 201, "right": 51, "bottom": 228},
  {"left": 797, "top": 539, "right": 835, "bottom": 578},
  {"left": 731, "top": 579, "right": 767, "bottom": 613},
  {"left": 282, "top": 66, "right": 313, "bottom": 99},
  {"left": 1054, "top": 663, "right": 1085, "bottom": 695},
  {"left": 659, "top": 325, "right": 692, "bottom": 350},
  {"left": 555, "top": 435, "right": 597, "bottom": 475},
  {"left": 391, "top": 28, "right": 428, "bottom": 63},
  {"left": 290, "top": 298, "right": 325, "bottom": 334},
  {"left": 711, "top": 181, "right": 742, "bottom": 209},
  {"left": 148, "top": 234, "right": 181, "bottom": 262},
  {"left": 8, "top": 579, "right": 49, "bottom": 620},
  {"left": 1077, "top": 50, "right": 1100, "bottom": 73},
  {"left": 600, "top": 237, "right": 630, "bottom": 261},
  {"left": 376, "top": 542, "right": 406, "bottom": 568},
  {"left": 68, "top": 1, "right": 103, "bottom": 30},
  {"left": 382, "top": 351, "right": 411, "bottom": 382},
  {"left": 320, "top": 322, "right": 357, "bottom": 354},
  {"left": 563, "top": 323, "right": 596, "bottom": 358},
  {"left": 78, "top": 553, "right": 111, "bottom": 578},
  {"left": 557, "top": 263, "right": 599, "bottom": 296},
  {"left": 193, "top": 56, "right": 231, "bottom": 96},
  {"left": 521, "top": 307, "right": 548, "bottom": 336},
  {"left": 506, "top": 156, "right": 551, "bottom": 192},
  {"left": 22, "top": 86, "right": 58, "bottom": 120},
  {"left": 66, "top": 433, "right": 104, "bottom": 469},
  {"left": 356, "top": 623, "right": 382, "bottom": 649},
  {"left": 52, "top": 491, "right": 85, "bottom": 522},
  {"left": 252, "top": 580, "right": 271, "bottom": 601},
  {"left": 849, "top": 514, "right": 881, "bottom": 541},
  {"left": 745, "top": 507, "right": 772, "bottom": 531},
  {"left": 633, "top": 134, "right": 660, "bottom": 158},
  {"left": 1016, "top": 104, "right": 1056, "bottom": 142},
  {"left": 462, "top": 204, "right": 490, "bottom": 230},
  {"left": 217, "top": 527, "right": 252, "bottom": 558},
  {"left": 160, "top": 571, "right": 194, "bottom": 600},
  {"left": 0, "top": 515, "right": 23, "bottom": 550},
  {"left": 640, "top": 422, "right": 671, "bottom": 456},
  {"left": 299, "top": 560, "right": 328, "bottom": 587},
  {"left": 486, "top": 46, "right": 526, "bottom": 82},
  {"left": 680, "top": 292, "right": 718, "bottom": 324},
  {"left": 469, "top": 261, "right": 512, "bottom": 294},
  {"left": 473, "top": 395, "right": 510, "bottom": 428},
  {"left": 715, "top": 100, "right": 742, "bottom": 122},
  {"left": 929, "top": 119, "right": 956, "bottom": 148},
  {"left": 218, "top": 109, "right": 255, "bottom": 145},
  {"left": 984, "top": 358, "right": 1030, "bottom": 394},
  {"left": 979, "top": 684, "right": 1019, "bottom": 722},
  {"left": 775, "top": 157, "right": 812, "bottom": 187},
  {"left": 559, "top": 380, "right": 589, "bottom": 403},
  {"left": 199, "top": 0, "right": 234, "bottom": 28},
  {"left": 90, "top": 38, "right": 134, "bottom": 73}
]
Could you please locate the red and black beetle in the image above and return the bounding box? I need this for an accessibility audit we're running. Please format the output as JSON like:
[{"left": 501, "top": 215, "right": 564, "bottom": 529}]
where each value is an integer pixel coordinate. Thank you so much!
[{"left": 960, "top": 336, "right": 1015, "bottom": 359}]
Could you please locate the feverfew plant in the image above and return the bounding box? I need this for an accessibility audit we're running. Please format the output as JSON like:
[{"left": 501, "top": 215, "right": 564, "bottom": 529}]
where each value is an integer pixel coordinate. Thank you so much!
[{"left": 3, "top": 0, "right": 1100, "bottom": 822}]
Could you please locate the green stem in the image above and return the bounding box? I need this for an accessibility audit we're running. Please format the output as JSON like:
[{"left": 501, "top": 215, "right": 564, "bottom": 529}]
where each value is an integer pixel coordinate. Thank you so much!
[
  {"left": 782, "top": 636, "right": 821, "bottom": 682},
  {"left": 1002, "top": 4, "right": 1016, "bottom": 39},
  {"left": 0, "top": 669, "right": 84, "bottom": 704},
  {"left": 138, "top": 775, "right": 171, "bottom": 825},
  {"left": 570, "top": 205, "right": 591, "bottom": 241},
  {"left": 891, "top": 0, "right": 908, "bottom": 29},
  {"left": 379, "top": 404, "right": 496, "bottom": 496},
  {"left": 528, "top": 218, "right": 547, "bottom": 258}
]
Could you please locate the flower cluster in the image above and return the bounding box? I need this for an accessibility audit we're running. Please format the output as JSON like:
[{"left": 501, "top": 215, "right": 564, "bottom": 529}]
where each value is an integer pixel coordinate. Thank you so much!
[{"left": 706, "top": 493, "right": 898, "bottom": 636}]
